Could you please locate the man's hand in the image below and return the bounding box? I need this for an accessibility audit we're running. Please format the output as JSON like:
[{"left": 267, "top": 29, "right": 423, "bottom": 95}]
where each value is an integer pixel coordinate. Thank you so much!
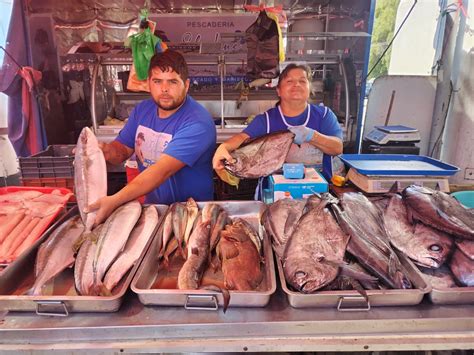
[
  {"left": 98, "top": 141, "right": 134, "bottom": 165},
  {"left": 86, "top": 195, "right": 121, "bottom": 227},
  {"left": 213, "top": 144, "right": 235, "bottom": 170},
  {"left": 288, "top": 126, "right": 315, "bottom": 145}
]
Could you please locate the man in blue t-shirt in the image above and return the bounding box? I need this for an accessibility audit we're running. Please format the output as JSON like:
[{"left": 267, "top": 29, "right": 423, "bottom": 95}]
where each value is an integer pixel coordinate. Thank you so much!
[
  {"left": 213, "top": 63, "right": 343, "bottom": 180},
  {"left": 89, "top": 50, "right": 216, "bottom": 225}
]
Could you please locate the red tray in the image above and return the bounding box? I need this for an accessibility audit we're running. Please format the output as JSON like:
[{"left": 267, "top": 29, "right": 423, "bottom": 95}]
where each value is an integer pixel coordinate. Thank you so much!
[{"left": 0, "top": 186, "right": 73, "bottom": 266}]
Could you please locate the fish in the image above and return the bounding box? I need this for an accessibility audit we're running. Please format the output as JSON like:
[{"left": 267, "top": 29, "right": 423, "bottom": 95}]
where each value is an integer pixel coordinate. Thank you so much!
[
  {"left": 103, "top": 206, "right": 159, "bottom": 293},
  {"left": 450, "top": 247, "right": 474, "bottom": 287},
  {"left": 331, "top": 194, "right": 412, "bottom": 289},
  {"left": 262, "top": 198, "right": 306, "bottom": 260},
  {"left": 158, "top": 207, "right": 174, "bottom": 259},
  {"left": 172, "top": 202, "right": 188, "bottom": 258},
  {"left": 74, "top": 127, "right": 108, "bottom": 234},
  {"left": 455, "top": 239, "right": 474, "bottom": 260},
  {"left": 217, "top": 218, "right": 263, "bottom": 291},
  {"left": 283, "top": 197, "right": 349, "bottom": 293},
  {"left": 418, "top": 265, "right": 457, "bottom": 289},
  {"left": 29, "top": 215, "right": 85, "bottom": 295},
  {"left": 209, "top": 209, "right": 230, "bottom": 253},
  {"left": 74, "top": 224, "right": 101, "bottom": 296},
  {"left": 177, "top": 219, "right": 211, "bottom": 290},
  {"left": 223, "top": 131, "right": 294, "bottom": 179},
  {"left": 384, "top": 194, "right": 453, "bottom": 268},
  {"left": 91, "top": 201, "right": 142, "bottom": 295},
  {"left": 402, "top": 185, "right": 474, "bottom": 240},
  {"left": 184, "top": 198, "right": 199, "bottom": 245}
]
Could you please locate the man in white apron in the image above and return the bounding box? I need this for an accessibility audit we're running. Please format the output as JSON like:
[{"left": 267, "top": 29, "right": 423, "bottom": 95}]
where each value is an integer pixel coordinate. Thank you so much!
[{"left": 213, "top": 63, "right": 343, "bottom": 198}]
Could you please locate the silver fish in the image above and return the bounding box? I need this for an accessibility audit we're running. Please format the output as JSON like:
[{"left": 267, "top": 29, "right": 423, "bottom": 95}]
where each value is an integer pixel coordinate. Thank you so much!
[
  {"left": 74, "top": 127, "right": 107, "bottom": 233},
  {"left": 30, "top": 215, "right": 84, "bottom": 295},
  {"left": 74, "top": 224, "right": 101, "bottom": 295},
  {"left": 91, "top": 201, "right": 142, "bottom": 295},
  {"left": 177, "top": 220, "right": 211, "bottom": 290},
  {"left": 103, "top": 206, "right": 159, "bottom": 293}
]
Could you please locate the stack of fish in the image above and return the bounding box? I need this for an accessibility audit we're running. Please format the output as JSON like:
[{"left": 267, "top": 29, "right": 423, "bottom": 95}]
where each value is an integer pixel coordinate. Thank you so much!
[
  {"left": 29, "top": 127, "right": 159, "bottom": 296},
  {"left": 263, "top": 193, "right": 412, "bottom": 295},
  {"left": 391, "top": 185, "right": 473, "bottom": 287},
  {"left": 0, "top": 189, "right": 72, "bottom": 263},
  {"left": 263, "top": 185, "right": 474, "bottom": 295},
  {"left": 157, "top": 201, "right": 264, "bottom": 294}
]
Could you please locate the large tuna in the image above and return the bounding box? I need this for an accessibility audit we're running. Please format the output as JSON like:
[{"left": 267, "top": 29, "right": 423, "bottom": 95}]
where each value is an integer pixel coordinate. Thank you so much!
[
  {"left": 450, "top": 247, "right": 474, "bottom": 287},
  {"left": 224, "top": 131, "right": 294, "bottom": 179},
  {"left": 332, "top": 193, "right": 412, "bottom": 289},
  {"left": 262, "top": 198, "right": 306, "bottom": 260},
  {"left": 402, "top": 185, "right": 474, "bottom": 240},
  {"left": 30, "top": 215, "right": 85, "bottom": 295},
  {"left": 283, "top": 196, "right": 349, "bottom": 293},
  {"left": 74, "top": 127, "right": 107, "bottom": 233},
  {"left": 384, "top": 195, "right": 453, "bottom": 268}
]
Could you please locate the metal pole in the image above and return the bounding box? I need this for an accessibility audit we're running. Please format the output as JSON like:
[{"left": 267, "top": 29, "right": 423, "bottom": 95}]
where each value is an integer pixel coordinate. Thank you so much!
[
  {"left": 90, "top": 59, "right": 101, "bottom": 133},
  {"left": 340, "top": 59, "right": 351, "bottom": 143},
  {"left": 219, "top": 55, "right": 225, "bottom": 129}
]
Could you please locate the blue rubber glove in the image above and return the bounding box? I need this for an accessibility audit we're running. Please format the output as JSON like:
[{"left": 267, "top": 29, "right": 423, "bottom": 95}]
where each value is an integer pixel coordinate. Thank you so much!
[{"left": 288, "top": 126, "right": 315, "bottom": 145}]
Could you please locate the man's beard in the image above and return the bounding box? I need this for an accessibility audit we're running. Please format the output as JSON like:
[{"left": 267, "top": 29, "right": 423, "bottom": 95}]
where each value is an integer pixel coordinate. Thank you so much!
[{"left": 155, "top": 93, "right": 186, "bottom": 111}]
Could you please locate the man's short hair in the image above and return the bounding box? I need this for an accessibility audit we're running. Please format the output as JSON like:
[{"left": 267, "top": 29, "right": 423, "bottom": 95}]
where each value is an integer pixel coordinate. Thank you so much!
[{"left": 148, "top": 50, "right": 189, "bottom": 82}]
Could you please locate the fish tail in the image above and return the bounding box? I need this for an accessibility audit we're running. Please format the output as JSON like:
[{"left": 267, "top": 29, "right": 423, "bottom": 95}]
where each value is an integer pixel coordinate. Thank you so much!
[{"left": 200, "top": 283, "right": 231, "bottom": 313}]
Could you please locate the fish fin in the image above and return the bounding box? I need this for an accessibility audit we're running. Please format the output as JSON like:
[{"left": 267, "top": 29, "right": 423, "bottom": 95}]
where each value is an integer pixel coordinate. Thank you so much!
[
  {"left": 98, "top": 282, "right": 112, "bottom": 297},
  {"left": 406, "top": 207, "right": 415, "bottom": 225},
  {"left": 73, "top": 232, "right": 91, "bottom": 253},
  {"left": 388, "top": 182, "right": 399, "bottom": 194},
  {"left": 339, "top": 264, "right": 379, "bottom": 283},
  {"left": 388, "top": 252, "right": 401, "bottom": 279},
  {"left": 348, "top": 278, "right": 369, "bottom": 302}
]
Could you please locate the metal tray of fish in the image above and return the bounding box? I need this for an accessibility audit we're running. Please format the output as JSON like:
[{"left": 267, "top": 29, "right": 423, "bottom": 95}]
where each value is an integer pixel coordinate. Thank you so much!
[
  {"left": 0, "top": 205, "right": 168, "bottom": 315},
  {"left": 428, "top": 287, "right": 474, "bottom": 305},
  {"left": 131, "top": 201, "right": 277, "bottom": 309},
  {"left": 276, "top": 253, "right": 431, "bottom": 310}
]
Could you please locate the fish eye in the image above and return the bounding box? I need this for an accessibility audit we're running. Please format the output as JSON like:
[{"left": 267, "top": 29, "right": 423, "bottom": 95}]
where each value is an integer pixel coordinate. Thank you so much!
[
  {"left": 429, "top": 244, "right": 442, "bottom": 252},
  {"left": 295, "top": 271, "right": 307, "bottom": 278}
]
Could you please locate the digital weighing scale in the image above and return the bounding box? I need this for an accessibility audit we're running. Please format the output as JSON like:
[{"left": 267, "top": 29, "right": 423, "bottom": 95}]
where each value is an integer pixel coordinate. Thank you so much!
[
  {"left": 365, "top": 125, "right": 421, "bottom": 145},
  {"left": 363, "top": 125, "right": 421, "bottom": 155}
]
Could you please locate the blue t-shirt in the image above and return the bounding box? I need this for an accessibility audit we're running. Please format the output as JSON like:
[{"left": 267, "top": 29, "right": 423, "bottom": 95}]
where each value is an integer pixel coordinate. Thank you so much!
[
  {"left": 116, "top": 96, "right": 216, "bottom": 204},
  {"left": 243, "top": 104, "right": 342, "bottom": 178}
]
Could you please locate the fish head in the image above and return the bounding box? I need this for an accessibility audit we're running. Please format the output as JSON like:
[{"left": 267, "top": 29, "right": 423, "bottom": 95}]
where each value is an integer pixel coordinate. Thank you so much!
[
  {"left": 284, "top": 258, "right": 337, "bottom": 293},
  {"left": 412, "top": 224, "right": 453, "bottom": 268}
]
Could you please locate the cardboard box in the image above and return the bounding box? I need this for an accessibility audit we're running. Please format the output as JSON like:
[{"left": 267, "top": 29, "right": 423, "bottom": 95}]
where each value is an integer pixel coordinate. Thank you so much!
[{"left": 268, "top": 168, "right": 328, "bottom": 202}]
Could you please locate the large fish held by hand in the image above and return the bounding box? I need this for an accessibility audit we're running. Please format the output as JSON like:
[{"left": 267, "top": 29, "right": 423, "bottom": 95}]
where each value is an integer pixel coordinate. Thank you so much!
[
  {"left": 74, "top": 127, "right": 107, "bottom": 233},
  {"left": 222, "top": 131, "right": 294, "bottom": 181}
]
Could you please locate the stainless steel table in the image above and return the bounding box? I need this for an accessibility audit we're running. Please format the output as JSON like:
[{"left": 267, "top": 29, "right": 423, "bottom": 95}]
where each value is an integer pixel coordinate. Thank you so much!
[{"left": 0, "top": 289, "right": 473, "bottom": 352}]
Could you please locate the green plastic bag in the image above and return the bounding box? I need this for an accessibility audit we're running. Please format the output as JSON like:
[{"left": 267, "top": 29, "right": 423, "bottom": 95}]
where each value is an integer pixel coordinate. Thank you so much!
[{"left": 128, "top": 28, "right": 159, "bottom": 81}]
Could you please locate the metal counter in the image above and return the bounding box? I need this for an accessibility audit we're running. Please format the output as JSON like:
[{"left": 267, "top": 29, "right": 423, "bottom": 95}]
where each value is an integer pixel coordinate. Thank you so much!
[{"left": 0, "top": 289, "right": 473, "bottom": 352}]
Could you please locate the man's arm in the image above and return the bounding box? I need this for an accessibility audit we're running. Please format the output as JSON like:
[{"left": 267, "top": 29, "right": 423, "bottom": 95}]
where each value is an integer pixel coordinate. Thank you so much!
[
  {"left": 212, "top": 132, "right": 250, "bottom": 170},
  {"left": 308, "top": 132, "right": 343, "bottom": 156},
  {"left": 100, "top": 141, "right": 134, "bottom": 165},
  {"left": 89, "top": 153, "right": 185, "bottom": 225}
]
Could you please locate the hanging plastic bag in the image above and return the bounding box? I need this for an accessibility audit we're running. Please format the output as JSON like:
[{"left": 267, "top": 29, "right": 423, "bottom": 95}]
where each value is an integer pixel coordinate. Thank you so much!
[
  {"left": 128, "top": 27, "right": 159, "bottom": 80},
  {"left": 127, "top": 63, "right": 150, "bottom": 92},
  {"left": 245, "top": 11, "right": 282, "bottom": 79}
]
